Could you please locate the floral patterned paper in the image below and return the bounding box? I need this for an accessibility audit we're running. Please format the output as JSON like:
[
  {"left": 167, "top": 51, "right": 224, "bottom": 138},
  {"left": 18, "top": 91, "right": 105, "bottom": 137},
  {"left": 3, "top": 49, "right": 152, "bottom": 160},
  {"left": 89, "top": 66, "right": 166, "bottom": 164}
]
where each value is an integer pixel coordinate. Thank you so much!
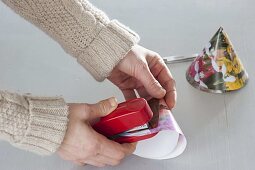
[{"left": 186, "top": 27, "right": 248, "bottom": 93}]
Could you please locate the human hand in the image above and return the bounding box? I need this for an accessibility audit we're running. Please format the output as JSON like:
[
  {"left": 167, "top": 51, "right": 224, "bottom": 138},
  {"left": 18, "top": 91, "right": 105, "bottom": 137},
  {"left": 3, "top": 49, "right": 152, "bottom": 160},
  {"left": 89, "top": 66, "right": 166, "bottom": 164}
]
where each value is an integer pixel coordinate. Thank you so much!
[
  {"left": 57, "top": 97, "right": 136, "bottom": 167},
  {"left": 108, "top": 45, "right": 177, "bottom": 109}
]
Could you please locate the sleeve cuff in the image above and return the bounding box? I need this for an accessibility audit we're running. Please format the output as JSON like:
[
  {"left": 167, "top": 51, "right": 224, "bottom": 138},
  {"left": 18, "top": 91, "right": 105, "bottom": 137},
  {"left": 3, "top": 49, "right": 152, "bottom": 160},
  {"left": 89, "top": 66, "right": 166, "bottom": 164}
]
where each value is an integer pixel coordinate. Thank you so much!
[
  {"left": 16, "top": 95, "right": 69, "bottom": 155},
  {"left": 77, "top": 20, "right": 140, "bottom": 81}
]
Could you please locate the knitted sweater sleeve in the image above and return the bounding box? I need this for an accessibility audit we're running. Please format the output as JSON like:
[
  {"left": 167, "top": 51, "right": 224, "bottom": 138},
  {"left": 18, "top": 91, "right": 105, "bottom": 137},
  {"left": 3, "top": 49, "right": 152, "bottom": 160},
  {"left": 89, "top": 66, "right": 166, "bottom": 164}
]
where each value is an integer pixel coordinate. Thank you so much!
[
  {"left": 0, "top": 91, "right": 69, "bottom": 155},
  {"left": 2, "top": 0, "right": 140, "bottom": 81},
  {"left": 0, "top": 0, "right": 139, "bottom": 155}
]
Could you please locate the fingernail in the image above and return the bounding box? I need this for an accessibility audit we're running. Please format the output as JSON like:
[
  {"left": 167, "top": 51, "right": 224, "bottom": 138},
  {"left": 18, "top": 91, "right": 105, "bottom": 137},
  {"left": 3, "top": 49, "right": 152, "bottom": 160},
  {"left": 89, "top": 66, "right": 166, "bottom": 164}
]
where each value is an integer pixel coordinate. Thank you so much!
[
  {"left": 109, "top": 97, "right": 117, "bottom": 107},
  {"left": 161, "top": 87, "right": 166, "bottom": 94}
]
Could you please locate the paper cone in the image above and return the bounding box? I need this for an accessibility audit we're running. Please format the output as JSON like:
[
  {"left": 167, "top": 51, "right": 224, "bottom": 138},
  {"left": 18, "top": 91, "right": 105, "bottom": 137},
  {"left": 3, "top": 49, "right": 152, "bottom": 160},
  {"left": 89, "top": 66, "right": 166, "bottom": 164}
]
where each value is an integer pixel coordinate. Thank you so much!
[
  {"left": 133, "top": 99, "right": 187, "bottom": 159},
  {"left": 186, "top": 27, "right": 248, "bottom": 93}
]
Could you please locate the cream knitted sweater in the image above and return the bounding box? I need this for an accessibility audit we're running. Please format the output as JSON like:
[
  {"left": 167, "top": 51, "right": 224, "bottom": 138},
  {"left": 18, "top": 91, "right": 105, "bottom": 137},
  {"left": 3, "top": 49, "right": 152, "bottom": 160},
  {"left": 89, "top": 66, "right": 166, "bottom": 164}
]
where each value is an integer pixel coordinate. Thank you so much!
[{"left": 0, "top": 0, "right": 139, "bottom": 155}]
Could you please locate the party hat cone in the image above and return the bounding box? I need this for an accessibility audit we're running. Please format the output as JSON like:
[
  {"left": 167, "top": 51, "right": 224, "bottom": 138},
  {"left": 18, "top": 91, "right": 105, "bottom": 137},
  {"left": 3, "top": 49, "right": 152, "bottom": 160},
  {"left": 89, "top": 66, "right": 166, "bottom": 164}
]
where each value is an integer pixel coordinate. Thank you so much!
[{"left": 186, "top": 27, "right": 248, "bottom": 93}]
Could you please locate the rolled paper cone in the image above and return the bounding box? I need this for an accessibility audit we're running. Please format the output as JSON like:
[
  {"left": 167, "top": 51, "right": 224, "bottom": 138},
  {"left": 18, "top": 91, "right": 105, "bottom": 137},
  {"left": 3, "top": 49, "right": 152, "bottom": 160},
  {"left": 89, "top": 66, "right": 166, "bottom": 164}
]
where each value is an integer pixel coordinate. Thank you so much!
[
  {"left": 186, "top": 27, "right": 248, "bottom": 93},
  {"left": 133, "top": 99, "right": 187, "bottom": 159}
]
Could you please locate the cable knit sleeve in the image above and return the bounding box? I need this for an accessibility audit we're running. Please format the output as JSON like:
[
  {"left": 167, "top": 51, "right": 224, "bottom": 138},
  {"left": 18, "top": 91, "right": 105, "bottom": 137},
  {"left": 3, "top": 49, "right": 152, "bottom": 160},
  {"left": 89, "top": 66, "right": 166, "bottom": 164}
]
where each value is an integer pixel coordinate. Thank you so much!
[
  {"left": 2, "top": 0, "right": 140, "bottom": 81},
  {"left": 0, "top": 91, "right": 69, "bottom": 155}
]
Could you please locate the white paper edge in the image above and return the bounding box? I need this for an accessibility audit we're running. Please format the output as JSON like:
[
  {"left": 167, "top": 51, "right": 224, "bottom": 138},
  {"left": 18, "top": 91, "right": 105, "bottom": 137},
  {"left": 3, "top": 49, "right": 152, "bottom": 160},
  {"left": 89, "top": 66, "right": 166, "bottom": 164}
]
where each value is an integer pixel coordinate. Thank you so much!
[{"left": 133, "top": 130, "right": 187, "bottom": 159}]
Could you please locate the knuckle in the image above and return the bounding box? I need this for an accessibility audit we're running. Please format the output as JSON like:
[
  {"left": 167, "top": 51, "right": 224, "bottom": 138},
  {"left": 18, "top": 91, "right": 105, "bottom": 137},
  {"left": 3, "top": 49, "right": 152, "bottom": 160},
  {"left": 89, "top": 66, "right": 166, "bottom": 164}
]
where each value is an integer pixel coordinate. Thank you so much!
[
  {"left": 98, "top": 101, "right": 108, "bottom": 114},
  {"left": 111, "top": 160, "right": 121, "bottom": 166},
  {"left": 163, "top": 79, "right": 176, "bottom": 90},
  {"left": 150, "top": 52, "right": 164, "bottom": 64},
  {"left": 155, "top": 55, "right": 164, "bottom": 65},
  {"left": 158, "top": 57, "right": 165, "bottom": 65},
  {"left": 149, "top": 79, "right": 160, "bottom": 88},
  {"left": 117, "top": 152, "right": 125, "bottom": 160},
  {"left": 153, "top": 52, "right": 161, "bottom": 59},
  {"left": 168, "top": 102, "right": 176, "bottom": 109}
]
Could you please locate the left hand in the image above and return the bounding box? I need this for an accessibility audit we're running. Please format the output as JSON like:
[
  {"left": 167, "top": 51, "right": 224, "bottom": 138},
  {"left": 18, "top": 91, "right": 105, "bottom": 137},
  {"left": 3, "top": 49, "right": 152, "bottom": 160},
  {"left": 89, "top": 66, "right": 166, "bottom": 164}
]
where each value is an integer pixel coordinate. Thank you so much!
[
  {"left": 58, "top": 97, "right": 136, "bottom": 167},
  {"left": 108, "top": 45, "right": 177, "bottom": 109}
]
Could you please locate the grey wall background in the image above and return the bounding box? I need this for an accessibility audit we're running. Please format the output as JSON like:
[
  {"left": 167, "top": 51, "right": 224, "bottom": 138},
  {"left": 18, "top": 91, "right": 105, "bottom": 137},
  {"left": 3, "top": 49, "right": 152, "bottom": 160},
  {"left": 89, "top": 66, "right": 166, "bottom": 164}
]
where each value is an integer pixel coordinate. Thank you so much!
[{"left": 0, "top": 0, "right": 254, "bottom": 170}]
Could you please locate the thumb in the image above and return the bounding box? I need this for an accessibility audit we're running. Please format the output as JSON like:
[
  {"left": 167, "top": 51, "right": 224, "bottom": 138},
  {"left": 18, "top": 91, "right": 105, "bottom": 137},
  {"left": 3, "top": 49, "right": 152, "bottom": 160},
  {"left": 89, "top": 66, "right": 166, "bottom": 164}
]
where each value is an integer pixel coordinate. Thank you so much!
[
  {"left": 135, "top": 63, "right": 166, "bottom": 98},
  {"left": 89, "top": 97, "right": 118, "bottom": 120}
]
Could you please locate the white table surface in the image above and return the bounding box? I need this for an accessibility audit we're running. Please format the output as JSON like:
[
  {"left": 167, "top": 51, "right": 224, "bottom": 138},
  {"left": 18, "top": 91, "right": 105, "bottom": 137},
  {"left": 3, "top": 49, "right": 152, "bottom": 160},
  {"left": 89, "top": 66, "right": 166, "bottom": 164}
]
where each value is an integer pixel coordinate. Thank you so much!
[{"left": 0, "top": 0, "right": 254, "bottom": 170}]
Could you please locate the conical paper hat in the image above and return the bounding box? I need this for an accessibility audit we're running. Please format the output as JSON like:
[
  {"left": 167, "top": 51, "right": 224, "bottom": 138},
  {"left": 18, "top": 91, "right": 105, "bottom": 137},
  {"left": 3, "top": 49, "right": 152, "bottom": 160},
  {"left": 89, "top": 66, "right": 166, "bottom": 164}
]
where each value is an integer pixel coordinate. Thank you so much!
[{"left": 186, "top": 27, "right": 248, "bottom": 93}]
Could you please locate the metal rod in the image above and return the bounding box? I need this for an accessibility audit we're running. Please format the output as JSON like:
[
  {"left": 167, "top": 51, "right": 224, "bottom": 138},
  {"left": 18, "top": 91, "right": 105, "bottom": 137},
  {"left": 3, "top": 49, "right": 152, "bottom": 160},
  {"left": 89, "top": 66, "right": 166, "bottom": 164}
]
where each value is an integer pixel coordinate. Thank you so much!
[{"left": 163, "top": 54, "right": 199, "bottom": 64}]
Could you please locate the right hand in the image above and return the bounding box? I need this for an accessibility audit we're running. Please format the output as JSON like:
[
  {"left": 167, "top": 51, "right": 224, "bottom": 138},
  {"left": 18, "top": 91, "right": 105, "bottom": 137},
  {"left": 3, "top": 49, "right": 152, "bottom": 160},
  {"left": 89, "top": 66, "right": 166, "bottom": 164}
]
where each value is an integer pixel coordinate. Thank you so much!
[
  {"left": 57, "top": 97, "right": 136, "bottom": 167},
  {"left": 108, "top": 45, "right": 177, "bottom": 109}
]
